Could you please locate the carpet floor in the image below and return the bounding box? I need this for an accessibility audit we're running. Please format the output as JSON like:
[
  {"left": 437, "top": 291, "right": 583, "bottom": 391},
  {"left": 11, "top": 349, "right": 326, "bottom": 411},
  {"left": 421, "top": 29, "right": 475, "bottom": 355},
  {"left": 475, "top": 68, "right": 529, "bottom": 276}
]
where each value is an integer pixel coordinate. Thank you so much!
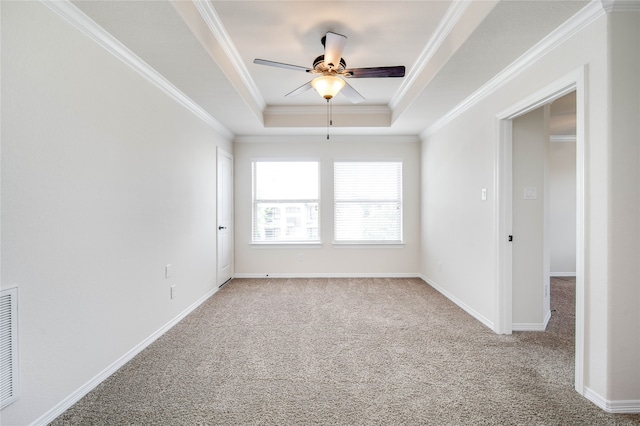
[{"left": 52, "top": 277, "right": 640, "bottom": 425}]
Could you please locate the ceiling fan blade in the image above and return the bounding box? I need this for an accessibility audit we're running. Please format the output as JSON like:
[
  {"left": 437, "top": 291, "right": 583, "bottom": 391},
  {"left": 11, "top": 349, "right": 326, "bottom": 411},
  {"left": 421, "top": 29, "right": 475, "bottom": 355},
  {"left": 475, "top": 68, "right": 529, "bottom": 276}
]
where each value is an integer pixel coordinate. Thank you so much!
[
  {"left": 343, "top": 66, "right": 406, "bottom": 78},
  {"left": 253, "top": 58, "right": 313, "bottom": 73},
  {"left": 340, "top": 81, "right": 365, "bottom": 104},
  {"left": 285, "top": 81, "right": 313, "bottom": 97},
  {"left": 323, "top": 32, "right": 347, "bottom": 71}
]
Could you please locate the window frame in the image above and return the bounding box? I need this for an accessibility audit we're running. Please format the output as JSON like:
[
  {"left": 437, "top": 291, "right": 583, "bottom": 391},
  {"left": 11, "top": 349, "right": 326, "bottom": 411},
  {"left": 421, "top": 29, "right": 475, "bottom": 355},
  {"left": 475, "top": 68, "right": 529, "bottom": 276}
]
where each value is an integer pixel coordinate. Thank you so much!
[
  {"left": 251, "top": 159, "right": 321, "bottom": 245},
  {"left": 333, "top": 159, "right": 404, "bottom": 245}
]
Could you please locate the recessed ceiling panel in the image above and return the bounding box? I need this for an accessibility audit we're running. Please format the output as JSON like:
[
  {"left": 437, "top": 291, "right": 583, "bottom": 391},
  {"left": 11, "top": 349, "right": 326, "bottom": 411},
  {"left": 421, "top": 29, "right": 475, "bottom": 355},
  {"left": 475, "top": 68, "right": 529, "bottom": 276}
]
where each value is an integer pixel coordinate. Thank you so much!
[{"left": 213, "top": 1, "right": 451, "bottom": 106}]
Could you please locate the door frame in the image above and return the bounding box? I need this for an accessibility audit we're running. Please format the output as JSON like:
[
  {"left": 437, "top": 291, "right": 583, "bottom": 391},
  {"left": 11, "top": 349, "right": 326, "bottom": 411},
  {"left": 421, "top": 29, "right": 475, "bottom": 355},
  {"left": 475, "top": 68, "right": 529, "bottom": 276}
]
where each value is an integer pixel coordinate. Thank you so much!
[{"left": 495, "top": 66, "right": 585, "bottom": 394}]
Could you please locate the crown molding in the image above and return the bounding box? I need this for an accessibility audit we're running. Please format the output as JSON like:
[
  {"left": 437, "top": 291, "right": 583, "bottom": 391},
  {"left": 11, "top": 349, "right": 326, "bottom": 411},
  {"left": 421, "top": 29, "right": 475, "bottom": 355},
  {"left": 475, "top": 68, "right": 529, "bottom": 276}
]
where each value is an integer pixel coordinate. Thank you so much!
[
  {"left": 389, "top": 0, "right": 472, "bottom": 110},
  {"left": 192, "top": 1, "right": 266, "bottom": 111},
  {"left": 234, "top": 134, "right": 419, "bottom": 144},
  {"left": 264, "top": 105, "right": 391, "bottom": 116},
  {"left": 601, "top": 0, "right": 640, "bottom": 13},
  {"left": 41, "top": 0, "right": 234, "bottom": 140},
  {"left": 420, "top": 0, "right": 605, "bottom": 139}
]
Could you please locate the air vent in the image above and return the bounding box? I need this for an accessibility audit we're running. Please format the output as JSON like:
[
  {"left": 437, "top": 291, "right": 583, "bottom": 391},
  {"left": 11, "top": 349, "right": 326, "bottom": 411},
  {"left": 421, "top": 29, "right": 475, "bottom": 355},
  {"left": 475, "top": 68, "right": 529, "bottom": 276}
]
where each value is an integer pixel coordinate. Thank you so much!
[{"left": 1, "top": 287, "right": 19, "bottom": 408}]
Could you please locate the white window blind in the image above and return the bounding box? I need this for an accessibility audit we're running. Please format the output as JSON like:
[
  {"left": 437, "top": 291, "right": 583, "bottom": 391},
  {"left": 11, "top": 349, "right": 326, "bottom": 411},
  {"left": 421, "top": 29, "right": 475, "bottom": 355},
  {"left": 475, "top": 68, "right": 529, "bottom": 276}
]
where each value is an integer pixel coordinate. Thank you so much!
[
  {"left": 334, "top": 161, "right": 403, "bottom": 243},
  {"left": 252, "top": 161, "right": 320, "bottom": 242}
]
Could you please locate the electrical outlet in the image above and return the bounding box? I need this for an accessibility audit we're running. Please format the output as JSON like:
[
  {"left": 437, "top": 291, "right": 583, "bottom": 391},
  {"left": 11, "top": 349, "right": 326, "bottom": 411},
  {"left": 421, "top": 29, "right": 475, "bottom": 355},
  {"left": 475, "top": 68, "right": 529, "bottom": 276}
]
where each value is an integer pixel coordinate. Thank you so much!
[
  {"left": 165, "top": 264, "right": 172, "bottom": 279},
  {"left": 298, "top": 252, "right": 304, "bottom": 261},
  {"left": 438, "top": 262, "right": 443, "bottom": 272},
  {"left": 170, "top": 285, "right": 176, "bottom": 299}
]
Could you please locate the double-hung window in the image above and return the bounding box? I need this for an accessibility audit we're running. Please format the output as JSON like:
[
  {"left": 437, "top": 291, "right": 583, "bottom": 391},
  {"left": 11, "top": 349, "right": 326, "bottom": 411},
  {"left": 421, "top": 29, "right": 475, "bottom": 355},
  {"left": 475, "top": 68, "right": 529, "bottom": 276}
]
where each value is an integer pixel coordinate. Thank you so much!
[
  {"left": 252, "top": 161, "right": 320, "bottom": 243},
  {"left": 334, "top": 161, "right": 403, "bottom": 243}
]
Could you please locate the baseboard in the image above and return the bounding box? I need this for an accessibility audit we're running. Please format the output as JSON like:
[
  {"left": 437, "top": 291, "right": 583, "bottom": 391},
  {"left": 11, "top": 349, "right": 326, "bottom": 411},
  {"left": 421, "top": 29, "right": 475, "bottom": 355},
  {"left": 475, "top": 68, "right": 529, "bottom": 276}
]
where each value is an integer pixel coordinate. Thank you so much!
[
  {"left": 418, "top": 274, "right": 495, "bottom": 331},
  {"left": 550, "top": 272, "right": 576, "bottom": 277},
  {"left": 584, "top": 387, "right": 640, "bottom": 413},
  {"left": 233, "top": 272, "right": 421, "bottom": 279},
  {"left": 512, "top": 309, "right": 551, "bottom": 331},
  {"left": 31, "top": 287, "right": 219, "bottom": 426}
]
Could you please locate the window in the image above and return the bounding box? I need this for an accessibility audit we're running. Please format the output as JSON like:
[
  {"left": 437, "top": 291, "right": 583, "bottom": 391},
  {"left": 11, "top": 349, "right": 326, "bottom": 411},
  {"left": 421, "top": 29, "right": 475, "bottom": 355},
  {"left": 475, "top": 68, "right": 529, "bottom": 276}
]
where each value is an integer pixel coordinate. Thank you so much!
[
  {"left": 252, "top": 161, "right": 320, "bottom": 243},
  {"left": 334, "top": 161, "right": 402, "bottom": 243}
]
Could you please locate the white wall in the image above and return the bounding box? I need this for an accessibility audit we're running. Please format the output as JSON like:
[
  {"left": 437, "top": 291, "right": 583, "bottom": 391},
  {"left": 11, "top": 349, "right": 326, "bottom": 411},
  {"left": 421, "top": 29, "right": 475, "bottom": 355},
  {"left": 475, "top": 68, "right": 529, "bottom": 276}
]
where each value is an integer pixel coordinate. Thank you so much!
[
  {"left": 234, "top": 137, "right": 421, "bottom": 277},
  {"left": 420, "top": 112, "right": 496, "bottom": 327},
  {"left": 1, "top": 2, "right": 232, "bottom": 424},
  {"left": 549, "top": 140, "right": 576, "bottom": 275},
  {"left": 421, "top": 8, "right": 640, "bottom": 407}
]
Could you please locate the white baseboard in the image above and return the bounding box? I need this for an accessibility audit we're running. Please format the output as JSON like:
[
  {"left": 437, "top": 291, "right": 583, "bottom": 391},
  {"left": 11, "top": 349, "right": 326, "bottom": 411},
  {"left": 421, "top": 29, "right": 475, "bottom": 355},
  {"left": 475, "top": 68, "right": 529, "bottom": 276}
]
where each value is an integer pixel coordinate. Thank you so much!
[
  {"left": 550, "top": 272, "right": 576, "bottom": 277},
  {"left": 31, "top": 287, "right": 219, "bottom": 426},
  {"left": 512, "top": 309, "right": 551, "bottom": 331},
  {"left": 233, "top": 272, "right": 421, "bottom": 279},
  {"left": 418, "top": 274, "right": 495, "bottom": 331},
  {"left": 584, "top": 387, "right": 640, "bottom": 413}
]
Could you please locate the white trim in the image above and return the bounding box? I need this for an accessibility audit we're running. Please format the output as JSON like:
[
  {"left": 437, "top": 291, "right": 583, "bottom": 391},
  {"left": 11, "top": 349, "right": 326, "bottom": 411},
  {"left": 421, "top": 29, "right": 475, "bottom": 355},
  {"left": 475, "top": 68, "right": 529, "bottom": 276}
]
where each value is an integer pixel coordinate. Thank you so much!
[
  {"left": 250, "top": 242, "right": 324, "bottom": 249},
  {"left": 40, "top": 0, "right": 234, "bottom": 140},
  {"left": 512, "top": 324, "right": 546, "bottom": 332},
  {"left": 584, "top": 387, "right": 640, "bottom": 413},
  {"left": 419, "top": 275, "right": 495, "bottom": 331},
  {"left": 495, "top": 118, "right": 513, "bottom": 335},
  {"left": 574, "top": 67, "right": 586, "bottom": 396},
  {"left": 233, "top": 273, "right": 420, "bottom": 279},
  {"left": 332, "top": 243, "right": 405, "bottom": 249},
  {"left": 389, "top": 0, "right": 472, "bottom": 109},
  {"left": 234, "top": 135, "right": 420, "bottom": 144},
  {"left": 496, "top": 70, "right": 580, "bottom": 119},
  {"left": 550, "top": 135, "right": 577, "bottom": 143},
  {"left": 601, "top": 0, "right": 640, "bottom": 13},
  {"left": 495, "top": 66, "right": 586, "bottom": 394},
  {"left": 192, "top": 0, "right": 265, "bottom": 110},
  {"left": 512, "top": 310, "right": 551, "bottom": 331},
  {"left": 30, "top": 287, "right": 219, "bottom": 426},
  {"left": 265, "top": 105, "right": 390, "bottom": 116},
  {"left": 551, "top": 272, "right": 577, "bottom": 277},
  {"left": 421, "top": 0, "right": 604, "bottom": 139},
  {"left": 607, "top": 400, "right": 640, "bottom": 414}
]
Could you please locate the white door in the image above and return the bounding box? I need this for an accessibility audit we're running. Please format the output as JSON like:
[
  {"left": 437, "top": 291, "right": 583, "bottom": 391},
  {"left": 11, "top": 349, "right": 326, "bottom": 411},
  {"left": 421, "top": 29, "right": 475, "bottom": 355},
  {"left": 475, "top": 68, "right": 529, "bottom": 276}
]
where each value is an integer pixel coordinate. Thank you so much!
[{"left": 217, "top": 148, "right": 233, "bottom": 286}]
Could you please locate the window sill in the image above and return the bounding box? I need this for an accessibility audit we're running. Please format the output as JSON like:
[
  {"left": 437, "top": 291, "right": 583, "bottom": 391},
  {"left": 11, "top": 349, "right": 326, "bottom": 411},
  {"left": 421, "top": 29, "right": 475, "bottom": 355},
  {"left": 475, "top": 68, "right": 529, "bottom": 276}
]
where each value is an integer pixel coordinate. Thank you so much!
[
  {"left": 250, "top": 242, "right": 323, "bottom": 249},
  {"left": 332, "top": 242, "right": 405, "bottom": 249}
]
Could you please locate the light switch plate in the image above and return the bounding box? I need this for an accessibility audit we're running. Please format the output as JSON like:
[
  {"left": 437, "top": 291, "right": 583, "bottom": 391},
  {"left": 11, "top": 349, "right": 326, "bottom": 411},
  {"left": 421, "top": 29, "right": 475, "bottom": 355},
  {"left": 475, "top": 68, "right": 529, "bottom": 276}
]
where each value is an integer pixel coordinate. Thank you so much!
[
  {"left": 165, "top": 264, "right": 172, "bottom": 279},
  {"left": 524, "top": 187, "right": 537, "bottom": 200}
]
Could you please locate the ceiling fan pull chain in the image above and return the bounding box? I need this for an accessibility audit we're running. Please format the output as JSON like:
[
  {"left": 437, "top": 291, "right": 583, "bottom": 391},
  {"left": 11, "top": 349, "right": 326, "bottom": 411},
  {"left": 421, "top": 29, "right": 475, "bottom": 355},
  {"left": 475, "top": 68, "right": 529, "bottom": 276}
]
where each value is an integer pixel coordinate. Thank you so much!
[
  {"left": 330, "top": 99, "right": 333, "bottom": 126},
  {"left": 326, "top": 99, "right": 330, "bottom": 140}
]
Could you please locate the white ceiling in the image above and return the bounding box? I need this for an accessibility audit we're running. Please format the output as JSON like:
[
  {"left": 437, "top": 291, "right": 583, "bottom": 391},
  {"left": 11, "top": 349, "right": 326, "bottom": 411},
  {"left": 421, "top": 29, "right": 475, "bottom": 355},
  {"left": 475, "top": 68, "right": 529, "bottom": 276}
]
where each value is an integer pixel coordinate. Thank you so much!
[{"left": 71, "top": 0, "right": 589, "bottom": 139}]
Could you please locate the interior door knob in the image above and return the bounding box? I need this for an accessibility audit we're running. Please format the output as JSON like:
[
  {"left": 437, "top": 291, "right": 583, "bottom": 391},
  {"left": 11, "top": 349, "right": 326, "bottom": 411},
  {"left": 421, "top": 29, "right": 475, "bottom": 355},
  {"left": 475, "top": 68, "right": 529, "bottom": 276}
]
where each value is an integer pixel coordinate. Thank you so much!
[{"left": 218, "top": 226, "right": 227, "bottom": 230}]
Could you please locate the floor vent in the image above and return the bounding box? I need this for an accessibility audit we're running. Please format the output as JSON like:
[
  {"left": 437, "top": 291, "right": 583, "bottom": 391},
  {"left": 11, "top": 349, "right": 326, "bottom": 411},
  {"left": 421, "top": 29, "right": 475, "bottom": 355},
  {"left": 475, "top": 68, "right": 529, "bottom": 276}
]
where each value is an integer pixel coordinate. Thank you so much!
[{"left": 1, "top": 287, "right": 19, "bottom": 409}]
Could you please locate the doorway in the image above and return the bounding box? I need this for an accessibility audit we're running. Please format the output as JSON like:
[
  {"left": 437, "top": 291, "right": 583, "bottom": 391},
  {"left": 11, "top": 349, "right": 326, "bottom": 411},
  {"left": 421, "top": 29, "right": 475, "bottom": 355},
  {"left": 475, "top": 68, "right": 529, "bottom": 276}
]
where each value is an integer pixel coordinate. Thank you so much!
[
  {"left": 495, "top": 67, "right": 585, "bottom": 395},
  {"left": 510, "top": 92, "right": 577, "bottom": 330},
  {"left": 511, "top": 105, "right": 551, "bottom": 330},
  {"left": 217, "top": 148, "right": 233, "bottom": 287}
]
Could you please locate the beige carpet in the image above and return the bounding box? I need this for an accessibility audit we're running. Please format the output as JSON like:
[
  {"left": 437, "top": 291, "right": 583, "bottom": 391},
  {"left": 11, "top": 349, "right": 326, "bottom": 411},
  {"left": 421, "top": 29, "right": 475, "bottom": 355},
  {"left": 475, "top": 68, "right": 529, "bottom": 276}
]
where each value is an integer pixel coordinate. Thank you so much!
[{"left": 52, "top": 277, "right": 640, "bottom": 425}]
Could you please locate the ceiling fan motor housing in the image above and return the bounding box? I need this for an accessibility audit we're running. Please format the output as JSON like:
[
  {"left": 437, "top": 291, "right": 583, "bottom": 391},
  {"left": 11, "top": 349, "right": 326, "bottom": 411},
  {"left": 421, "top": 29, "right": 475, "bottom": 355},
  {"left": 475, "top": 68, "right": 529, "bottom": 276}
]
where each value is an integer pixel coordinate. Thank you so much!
[{"left": 313, "top": 55, "right": 346, "bottom": 73}]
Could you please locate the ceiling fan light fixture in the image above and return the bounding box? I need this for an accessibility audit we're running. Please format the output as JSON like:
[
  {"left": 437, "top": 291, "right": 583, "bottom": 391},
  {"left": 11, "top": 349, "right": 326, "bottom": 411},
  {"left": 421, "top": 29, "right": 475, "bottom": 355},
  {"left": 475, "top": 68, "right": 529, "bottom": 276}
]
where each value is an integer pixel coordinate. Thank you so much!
[{"left": 311, "top": 75, "right": 345, "bottom": 99}]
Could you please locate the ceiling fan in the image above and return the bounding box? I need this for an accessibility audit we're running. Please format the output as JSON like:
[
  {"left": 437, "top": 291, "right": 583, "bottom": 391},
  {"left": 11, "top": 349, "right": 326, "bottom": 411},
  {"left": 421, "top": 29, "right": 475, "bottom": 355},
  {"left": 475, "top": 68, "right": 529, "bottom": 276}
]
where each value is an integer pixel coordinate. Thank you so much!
[{"left": 253, "top": 31, "right": 405, "bottom": 104}]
